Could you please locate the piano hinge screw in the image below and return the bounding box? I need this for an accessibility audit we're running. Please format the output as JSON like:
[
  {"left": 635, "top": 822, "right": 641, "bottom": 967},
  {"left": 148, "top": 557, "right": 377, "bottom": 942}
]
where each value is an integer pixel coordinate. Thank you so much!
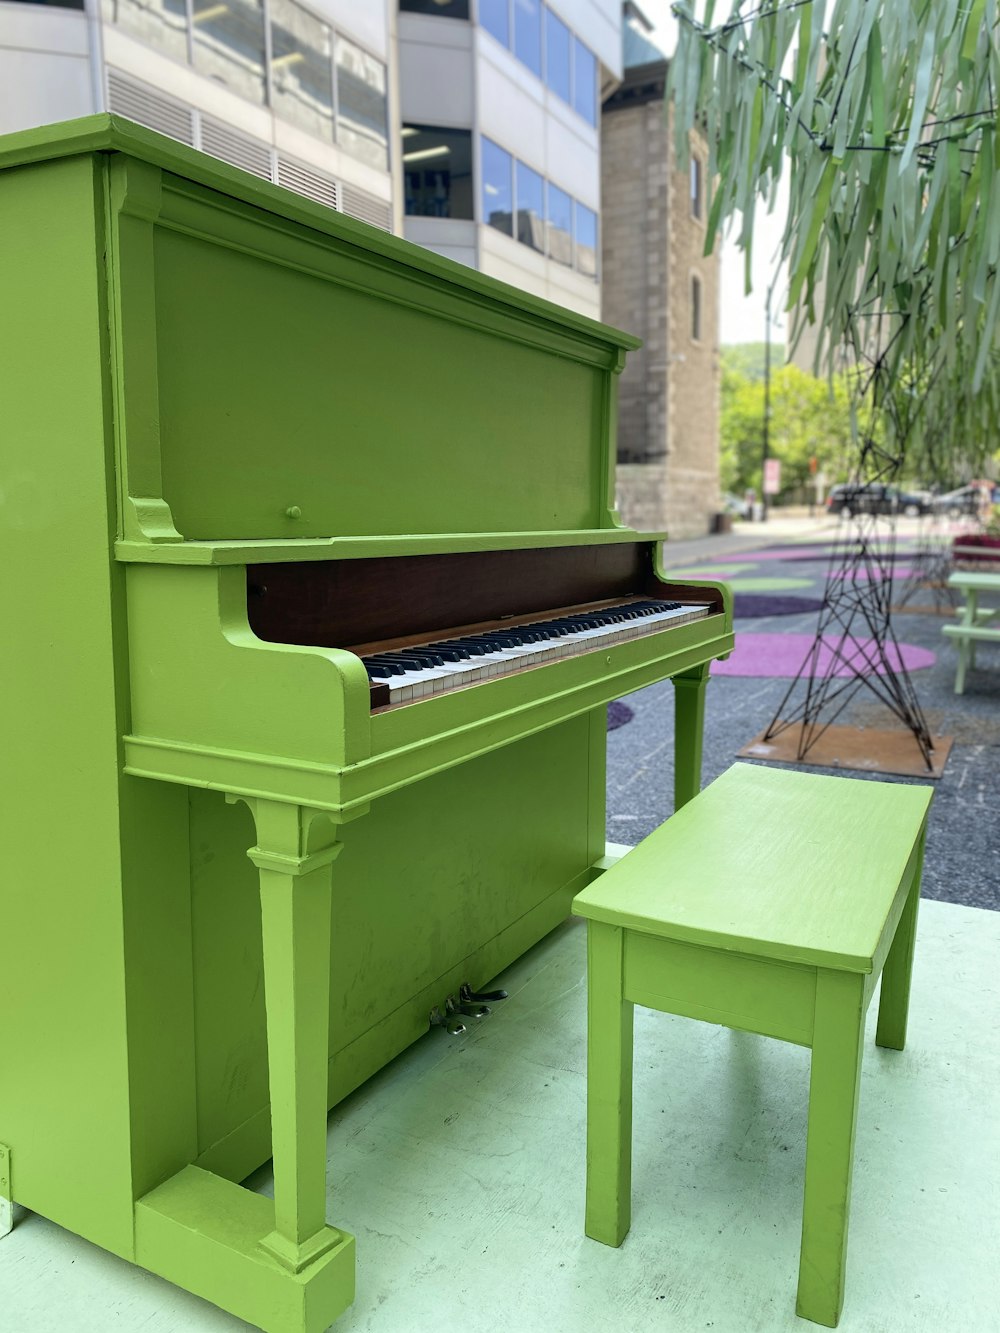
[{"left": 285, "top": 505, "right": 302, "bottom": 520}]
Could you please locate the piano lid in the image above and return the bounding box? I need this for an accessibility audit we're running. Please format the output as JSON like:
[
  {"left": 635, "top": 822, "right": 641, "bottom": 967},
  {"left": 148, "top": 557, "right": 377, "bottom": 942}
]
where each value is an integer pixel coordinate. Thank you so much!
[{"left": 0, "top": 116, "right": 642, "bottom": 553}]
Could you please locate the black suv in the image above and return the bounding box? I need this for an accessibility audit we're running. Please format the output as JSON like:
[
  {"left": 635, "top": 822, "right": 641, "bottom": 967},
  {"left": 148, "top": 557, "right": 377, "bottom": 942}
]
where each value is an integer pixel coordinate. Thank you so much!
[{"left": 826, "top": 483, "right": 930, "bottom": 519}]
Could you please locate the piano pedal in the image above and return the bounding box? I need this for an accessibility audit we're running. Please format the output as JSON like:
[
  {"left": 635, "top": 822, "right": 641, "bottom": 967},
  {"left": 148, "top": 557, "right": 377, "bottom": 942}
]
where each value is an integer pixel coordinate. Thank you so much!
[
  {"left": 429, "top": 1004, "right": 467, "bottom": 1037},
  {"left": 459, "top": 982, "right": 508, "bottom": 1006},
  {"left": 447, "top": 994, "right": 490, "bottom": 1021}
]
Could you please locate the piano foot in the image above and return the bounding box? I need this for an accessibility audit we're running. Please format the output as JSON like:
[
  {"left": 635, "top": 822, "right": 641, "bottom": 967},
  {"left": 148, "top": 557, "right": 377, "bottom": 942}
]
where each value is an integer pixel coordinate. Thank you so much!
[
  {"left": 0, "top": 1143, "right": 11, "bottom": 1238},
  {"left": 135, "top": 1165, "right": 356, "bottom": 1332}
]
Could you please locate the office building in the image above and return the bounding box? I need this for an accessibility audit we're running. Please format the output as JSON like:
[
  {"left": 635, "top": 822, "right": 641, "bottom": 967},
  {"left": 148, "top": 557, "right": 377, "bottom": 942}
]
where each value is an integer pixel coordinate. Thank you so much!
[
  {"left": 0, "top": 0, "right": 395, "bottom": 229},
  {"left": 397, "top": 0, "right": 622, "bottom": 319}
]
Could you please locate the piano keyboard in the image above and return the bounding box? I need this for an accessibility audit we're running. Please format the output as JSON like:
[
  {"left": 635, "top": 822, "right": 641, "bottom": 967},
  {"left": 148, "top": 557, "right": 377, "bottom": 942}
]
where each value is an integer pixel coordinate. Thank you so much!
[{"left": 360, "top": 598, "right": 713, "bottom": 707}]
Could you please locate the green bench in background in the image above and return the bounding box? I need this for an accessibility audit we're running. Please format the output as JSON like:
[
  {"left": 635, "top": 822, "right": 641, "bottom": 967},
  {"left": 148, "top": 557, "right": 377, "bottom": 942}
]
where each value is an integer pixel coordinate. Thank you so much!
[
  {"left": 942, "top": 569, "right": 1000, "bottom": 694},
  {"left": 574, "top": 763, "right": 932, "bottom": 1328}
]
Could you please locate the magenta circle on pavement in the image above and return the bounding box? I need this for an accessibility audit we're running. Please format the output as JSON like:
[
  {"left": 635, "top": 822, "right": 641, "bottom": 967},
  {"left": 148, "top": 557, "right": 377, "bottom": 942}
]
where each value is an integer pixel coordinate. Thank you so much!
[{"left": 711, "top": 632, "right": 936, "bottom": 678}]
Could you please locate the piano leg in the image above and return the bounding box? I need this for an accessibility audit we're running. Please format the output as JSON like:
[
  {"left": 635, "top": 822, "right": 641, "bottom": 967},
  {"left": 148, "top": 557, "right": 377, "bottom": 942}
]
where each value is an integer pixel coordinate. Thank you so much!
[
  {"left": 232, "top": 795, "right": 348, "bottom": 1275},
  {"left": 672, "top": 663, "right": 711, "bottom": 811}
]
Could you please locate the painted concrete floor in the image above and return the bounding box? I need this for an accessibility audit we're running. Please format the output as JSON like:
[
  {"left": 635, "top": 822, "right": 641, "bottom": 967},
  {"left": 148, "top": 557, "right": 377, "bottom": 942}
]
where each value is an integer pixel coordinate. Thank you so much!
[{"left": 2, "top": 897, "right": 998, "bottom": 1332}]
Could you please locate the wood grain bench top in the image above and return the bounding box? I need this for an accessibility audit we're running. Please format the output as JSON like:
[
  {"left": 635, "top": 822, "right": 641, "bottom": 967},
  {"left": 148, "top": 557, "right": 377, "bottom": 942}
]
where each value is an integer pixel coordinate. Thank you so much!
[{"left": 574, "top": 764, "right": 933, "bottom": 974}]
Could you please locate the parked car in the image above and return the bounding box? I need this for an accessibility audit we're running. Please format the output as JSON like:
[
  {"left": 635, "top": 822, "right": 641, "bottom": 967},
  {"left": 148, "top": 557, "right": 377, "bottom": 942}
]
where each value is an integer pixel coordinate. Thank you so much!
[
  {"left": 932, "top": 483, "right": 993, "bottom": 518},
  {"left": 722, "top": 491, "right": 751, "bottom": 519},
  {"left": 826, "top": 483, "right": 931, "bottom": 519}
]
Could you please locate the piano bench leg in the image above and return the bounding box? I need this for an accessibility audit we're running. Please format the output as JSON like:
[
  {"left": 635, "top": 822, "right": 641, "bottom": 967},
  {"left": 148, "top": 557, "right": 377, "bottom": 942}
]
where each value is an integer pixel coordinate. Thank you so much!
[
  {"left": 227, "top": 796, "right": 349, "bottom": 1279},
  {"left": 672, "top": 663, "right": 711, "bottom": 812}
]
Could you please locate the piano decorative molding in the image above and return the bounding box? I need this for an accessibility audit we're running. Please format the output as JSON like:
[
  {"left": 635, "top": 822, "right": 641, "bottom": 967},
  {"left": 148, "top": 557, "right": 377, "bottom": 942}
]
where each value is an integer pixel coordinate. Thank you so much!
[{"left": 1, "top": 113, "right": 733, "bottom": 1333}]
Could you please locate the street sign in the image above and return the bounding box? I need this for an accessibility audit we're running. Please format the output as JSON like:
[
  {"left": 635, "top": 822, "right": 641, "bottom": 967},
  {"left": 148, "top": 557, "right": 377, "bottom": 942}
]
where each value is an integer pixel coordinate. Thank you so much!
[{"left": 763, "top": 458, "right": 782, "bottom": 495}]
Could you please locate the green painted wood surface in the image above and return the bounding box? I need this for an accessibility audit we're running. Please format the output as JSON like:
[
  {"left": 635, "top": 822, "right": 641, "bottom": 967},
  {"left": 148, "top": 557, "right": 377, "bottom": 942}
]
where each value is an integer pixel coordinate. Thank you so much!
[
  {"left": 0, "top": 117, "right": 731, "bottom": 1333},
  {"left": 577, "top": 765, "right": 932, "bottom": 1329},
  {"left": 184, "top": 718, "right": 597, "bottom": 1175},
  {"left": 573, "top": 763, "right": 933, "bottom": 972},
  {"left": 0, "top": 154, "right": 137, "bottom": 1258},
  {"left": 135, "top": 1166, "right": 355, "bottom": 1332},
  {"left": 943, "top": 572, "right": 1000, "bottom": 692}
]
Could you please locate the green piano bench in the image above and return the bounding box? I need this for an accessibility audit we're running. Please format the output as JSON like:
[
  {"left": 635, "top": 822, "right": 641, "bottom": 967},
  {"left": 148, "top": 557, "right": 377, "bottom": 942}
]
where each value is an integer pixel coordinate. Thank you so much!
[{"left": 573, "top": 763, "right": 932, "bottom": 1328}]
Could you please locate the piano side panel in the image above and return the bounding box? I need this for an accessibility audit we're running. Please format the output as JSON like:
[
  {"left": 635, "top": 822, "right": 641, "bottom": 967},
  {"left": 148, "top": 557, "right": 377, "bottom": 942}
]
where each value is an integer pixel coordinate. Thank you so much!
[
  {"left": 0, "top": 154, "right": 139, "bottom": 1257},
  {"left": 148, "top": 203, "right": 609, "bottom": 541},
  {"left": 187, "top": 715, "right": 598, "bottom": 1175}
]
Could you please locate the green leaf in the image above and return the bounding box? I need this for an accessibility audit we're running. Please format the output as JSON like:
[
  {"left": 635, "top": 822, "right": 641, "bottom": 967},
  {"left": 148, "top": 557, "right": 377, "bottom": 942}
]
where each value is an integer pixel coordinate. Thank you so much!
[
  {"left": 962, "top": 0, "right": 985, "bottom": 60},
  {"left": 868, "top": 22, "right": 885, "bottom": 148}
]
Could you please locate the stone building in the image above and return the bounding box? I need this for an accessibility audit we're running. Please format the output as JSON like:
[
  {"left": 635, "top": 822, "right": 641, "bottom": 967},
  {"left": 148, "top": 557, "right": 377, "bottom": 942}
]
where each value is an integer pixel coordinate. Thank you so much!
[{"left": 601, "top": 14, "right": 721, "bottom": 538}]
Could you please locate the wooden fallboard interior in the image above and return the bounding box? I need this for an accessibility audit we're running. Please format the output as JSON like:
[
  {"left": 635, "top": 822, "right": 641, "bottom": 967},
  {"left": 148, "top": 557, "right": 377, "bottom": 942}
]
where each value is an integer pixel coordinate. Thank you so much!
[{"left": 245, "top": 543, "right": 707, "bottom": 648}]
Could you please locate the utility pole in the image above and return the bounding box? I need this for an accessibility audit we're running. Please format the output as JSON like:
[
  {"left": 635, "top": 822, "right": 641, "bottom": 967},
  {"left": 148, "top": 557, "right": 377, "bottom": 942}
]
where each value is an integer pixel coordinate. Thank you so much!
[{"left": 761, "top": 279, "right": 772, "bottom": 522}]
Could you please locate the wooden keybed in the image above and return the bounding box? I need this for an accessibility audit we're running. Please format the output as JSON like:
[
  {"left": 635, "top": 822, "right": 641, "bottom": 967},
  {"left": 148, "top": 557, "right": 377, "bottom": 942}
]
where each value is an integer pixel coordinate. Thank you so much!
[{"left": 246, "top": 543, "right": 725, "bottom": 709}]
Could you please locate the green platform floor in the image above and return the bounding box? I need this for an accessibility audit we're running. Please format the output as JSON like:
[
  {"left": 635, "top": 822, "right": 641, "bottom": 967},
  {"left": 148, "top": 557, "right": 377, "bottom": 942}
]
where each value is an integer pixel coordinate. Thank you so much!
[{"left": 2, "top": 896, "right": 997, "bottom": 1332}]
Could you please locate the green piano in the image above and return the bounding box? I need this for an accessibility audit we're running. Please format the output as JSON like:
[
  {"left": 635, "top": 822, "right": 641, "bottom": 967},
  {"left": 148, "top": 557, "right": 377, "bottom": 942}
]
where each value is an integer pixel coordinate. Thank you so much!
[{"left": 0, "top": 116, "right": 733, "bottom": 1332}]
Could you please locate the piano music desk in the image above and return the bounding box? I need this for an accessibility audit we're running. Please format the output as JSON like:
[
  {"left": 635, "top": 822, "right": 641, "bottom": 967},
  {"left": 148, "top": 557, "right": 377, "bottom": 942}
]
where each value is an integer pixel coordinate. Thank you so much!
[{"left": 0, "top": 116, "right": 733, "bottom": 1332}]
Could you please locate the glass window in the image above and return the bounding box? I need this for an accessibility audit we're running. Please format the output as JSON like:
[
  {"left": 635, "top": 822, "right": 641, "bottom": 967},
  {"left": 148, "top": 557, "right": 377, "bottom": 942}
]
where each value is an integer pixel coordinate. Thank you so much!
[
  {"left": 479, "top": 0, "right": 509, "bottom": 46},
  {"left": 336, "top": 36, "right": 389, "bottom": 170},
  {"left": 515, "top": 160, "right": 544, "bottom": 251},
  {"left": 192, "top": 0, "right": 266, "bottom": 104},
  {"left": 691, "top": 156, "right": 703, "bottom": 219},
  {"left": 575, "top": 201, "right": 597, "bottom": 277},
  {"left": 269, "top": 0, "right": 333, "bottom": 142},
  {"left": 402, "top": 125, "right": 473, "bottom": 219},
  {"left": 104, "top": 0, "right": 187, "bottom": 62},
  {"left": 573, "top": 37, "right": 597, "bottom": 125},
  {"left": 513, "top": 0, "right": 541, "bottom": 75},
  {"left": 480, "top": 136, "right": 513, "bottom": 235},
  {"left": 400, "top": 0, "right": 469, "bottom": 14},
  {"left": 547, "top": 181, "right": 572, "bottom": 266},
  {"left": 544, "top": 8, "right": 570, "bottom": 102},
  {"left": 691, "top": 274, "right": 702, "bottom": 340}
]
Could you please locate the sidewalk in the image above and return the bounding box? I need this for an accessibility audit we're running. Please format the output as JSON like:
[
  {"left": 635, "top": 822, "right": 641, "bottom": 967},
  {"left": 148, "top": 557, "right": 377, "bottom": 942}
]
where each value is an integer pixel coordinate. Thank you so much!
[{"left": 662, "top": 509, "right": 839, "bottom": 568}]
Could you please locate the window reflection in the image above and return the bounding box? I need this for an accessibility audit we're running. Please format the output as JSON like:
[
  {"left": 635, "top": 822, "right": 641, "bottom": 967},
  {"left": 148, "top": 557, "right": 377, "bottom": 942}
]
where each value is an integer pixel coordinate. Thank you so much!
[
  {"left": 479, "top": 0, "right": 509, "bottom": 46},
  {"left": 515, "top": 161, "right": 544, "bottom": 250},
  {"left": 513, "top": 0, "right": 540, "bottom": 75},
  {"left": 403, "top": 125, "right": 473, "bottom": 218},
  {"left": 336, "top": 35, "right": 389, "bottom": 170},
  {"left": 547, "top": 181, "right": 572, "bottom": 266},
  {"left": 575, "top": 201, "right": 597, "bottom": 276},
  {"left": 103, "top": 0, "right": 187, "bottom": 63},
  {"left": 192, "top": 0, "right": 266, "bottom": 105},
  {"left": 270, "top": 0, "right": 333, "bottom": 141},
  {"left": 480, "top": 136, "right": 513, "bottom": 235},
  {"left": 544, "top": 8, "right": 570, "bottom": 102},
  {"left": 573, "top": 38, "right": 596, "bottom": 125},
  {"left": 400, "top": 0, "right": 469, "bottom": 14}
]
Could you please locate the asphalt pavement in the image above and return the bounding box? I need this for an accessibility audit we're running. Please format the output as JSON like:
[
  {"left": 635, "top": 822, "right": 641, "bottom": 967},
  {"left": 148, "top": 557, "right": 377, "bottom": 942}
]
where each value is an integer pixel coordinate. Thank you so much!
[{"left": 608, "top": 513, "right": 1000, "bottom": 910}]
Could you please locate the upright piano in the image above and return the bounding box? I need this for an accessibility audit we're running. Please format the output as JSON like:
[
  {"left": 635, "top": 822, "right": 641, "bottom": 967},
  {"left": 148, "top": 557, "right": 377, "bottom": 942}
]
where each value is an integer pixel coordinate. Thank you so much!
[{"left": 0, "top": 116, "right": 733, "bottom": 1332}]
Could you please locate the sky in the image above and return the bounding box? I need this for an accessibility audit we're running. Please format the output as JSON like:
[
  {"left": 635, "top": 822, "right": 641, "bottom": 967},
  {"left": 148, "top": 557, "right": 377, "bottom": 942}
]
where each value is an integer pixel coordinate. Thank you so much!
[{"left": 643, "top": 0, "right": 788, "bottom": 346}]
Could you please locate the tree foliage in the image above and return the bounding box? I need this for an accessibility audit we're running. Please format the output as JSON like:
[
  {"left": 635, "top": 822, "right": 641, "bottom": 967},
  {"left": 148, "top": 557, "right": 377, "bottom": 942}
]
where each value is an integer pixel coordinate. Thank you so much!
[
  {"left": 669, "top": 0, "right": 1000, "bottom": 479},
  {"left": 721, "top": 354, "right": 854, "bottom": 496}
]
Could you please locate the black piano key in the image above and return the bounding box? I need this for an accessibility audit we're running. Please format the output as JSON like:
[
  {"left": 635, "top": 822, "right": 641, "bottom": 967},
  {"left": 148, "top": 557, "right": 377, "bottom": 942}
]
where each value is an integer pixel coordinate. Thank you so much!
[{"left": 364, "top": 657, "right": 408, "bottom": 676}]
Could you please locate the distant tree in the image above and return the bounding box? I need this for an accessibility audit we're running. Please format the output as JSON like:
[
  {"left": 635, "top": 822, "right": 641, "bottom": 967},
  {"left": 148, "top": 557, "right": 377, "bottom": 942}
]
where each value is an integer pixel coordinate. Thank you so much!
[
  {"left": 670, "top": 0, "right": 1000, "bottom": 479},
  {"left": 721, "top": 363, "right": 854, "bottom": 497},
  {"left": 720, "top": 341, "right": 785, "bottom": 381}
]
